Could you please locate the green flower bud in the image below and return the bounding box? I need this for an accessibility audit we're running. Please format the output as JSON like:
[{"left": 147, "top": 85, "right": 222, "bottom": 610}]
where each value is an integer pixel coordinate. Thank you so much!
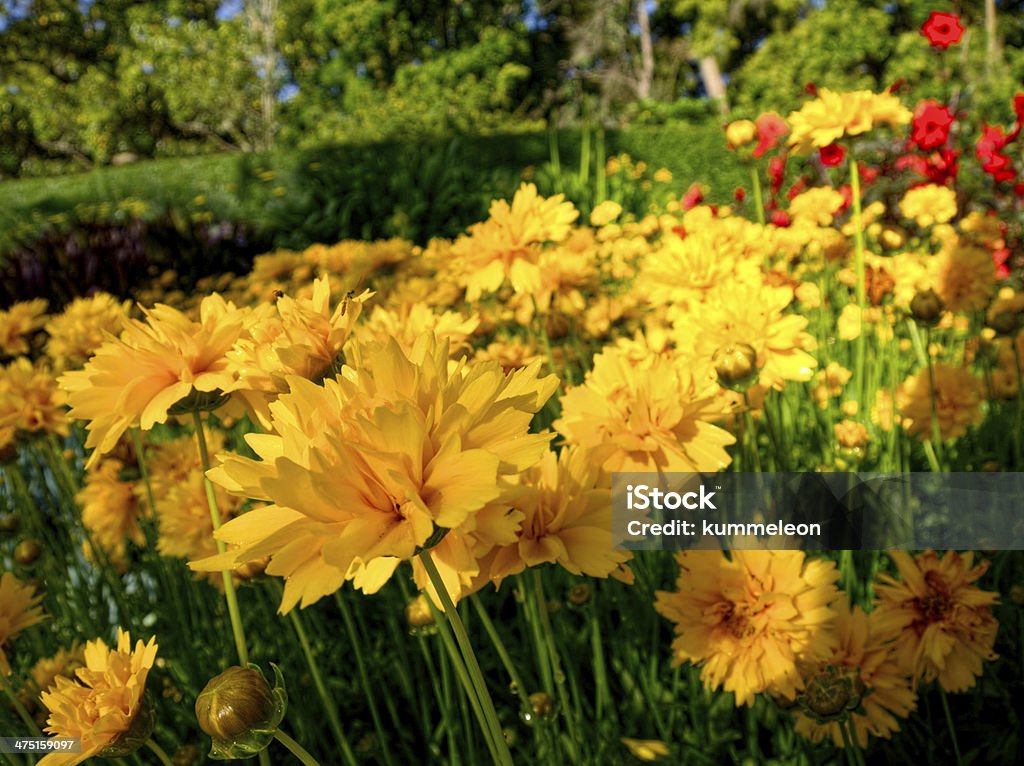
[
  {"left": 712, "top": 343, "right": 759, "bottom": 392},
  {"left": 910, "top": 289, "right": 943, "bottom": 327},
  {"left": 195, "top": 664, "right": 287, "bottom": 760}
]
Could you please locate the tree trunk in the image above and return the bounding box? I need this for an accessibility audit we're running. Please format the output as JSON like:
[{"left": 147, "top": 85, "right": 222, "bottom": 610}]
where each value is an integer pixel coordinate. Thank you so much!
[
  {"left": 246, "top": 0, "right": 279, "bottom": 152},
  {"left": 699, "top": 55, "right": 729, "bottom": 114},
  {"left": 985, "top": 0, "right": 999, "bottom": 77},
  {"left": 635, "top": 0, "right": 654, "bottom": 100}
]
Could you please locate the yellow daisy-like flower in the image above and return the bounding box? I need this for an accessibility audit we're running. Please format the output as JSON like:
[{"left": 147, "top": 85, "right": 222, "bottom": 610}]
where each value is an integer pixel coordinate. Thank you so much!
[
  {"left": 683, "top": 283, "right": 818, "bottom": 390},
  {"left": 353, "top": 302, "right": 479, "bottom": 358},
  {"left": 897, "top": 363, "right": 983, "bottom": 441},
  {"left": 76, "top": 459, "right": 144, "bottom": 573},
  {"left": 926, "top": 237, "right": 996, "bottom": 313},
  {"left": 452, "top": 182, "right": 579, "bottom": 301},
  {"left": 0, "top": 572, "right": 46, "bottom": 675},
  {"left": 872, "top": 550, "right": 998, "bottom": 692},
  {"left": 60, "top": 294, "right": 265, "bottom": 468},
  {"left": 227, "top": 276, "right": 372, "bottom": 428},
  {"left": 590, "top": 200, "right": 623, "bottom": 227},
  {"left": 0, "top": 357, "right": 68, "bottom": 438},
  {"left": 0, "top": 298, "right": 48, "bottom": 357},
  {"left": 554, "top": 347, "right": 736, "bottom": 474},
  {"left": 191, "top": 334, "right": 558, "bottom": 613},
  {"left": 654, "top": 549, "right": 840, "bottom": 706},
  {"left": 39, "top": 629, "right": 158, "bottom": 766},
  {"left": 44, "top": 293, "right": 131, "bottom": 372},
  {"left": 788, "top": 188, "right": 846, "bottom": 227},
  {"left": 899, "top": 184, "right": 957, "bottom": 228},
  {"left": 787, "top": 88, "right": 911, "bottom": 154},
  {"left": 20, "top": 645, "right": 86, "bottom": 712},
  {"left": 482, "top": 445, "right": 633, "bottom": 587},
  {"left": 793, "top": 599, "right": 916, "bottom": 748}
]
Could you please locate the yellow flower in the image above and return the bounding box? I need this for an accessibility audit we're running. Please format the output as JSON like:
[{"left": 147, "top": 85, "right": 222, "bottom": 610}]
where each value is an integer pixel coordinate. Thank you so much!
[
  {"left": 685, "top": 283, "right": 818, "bottom": 390},
  {"left": 926, "top": 236, "right": 996, "bottom": 313},
  {"left": 191, "top": 334, "right": 557, "bottom": 613},
  {"left": 0, "top": 357, "right": 68, "bottom": 438},
  {"left": 39, "top": 629, "right": 158, "bottom": 765},
  {"left": 834, "top": 419, "right": 868, "bottom": 450},
  {"left": 0, "top": 299, "right": 48, "bottom": 357},
  {"left": 44, "top": 293, "right": 131, "bottom": 371},
  {"left": 899, "top": 184, "right": 957, "bottom": 228},
  {"left": 20, "top": 645, "right": 85, "bottom": 712},
  {"left": 725, "top": 119, "right": 757, "bottom": 149},
  {"left": 897, "top": 363, "right": 983, "bottom": 440},
  {"left": 452, "top": 183, "right": 579, "bottom": 301},
  {"left": 621, "top": 737, "right": 670, "bottom": 761},
  {"left": 482, "top": 445, "right": 632, "bottom": 587},
  {"left": 0, "top": 572, "right": 45, "bottom": 675},
  {"left": 355, "top": 302, "right": 479, "bottom": 358},
  {"left": 793, "top": 599, "right": 916, "bottom": 748},
  {"left": 654, "top": 549, "right": 840, "bottom": 706},
  {"left": 555, "top": 347, "right": 735, "bottom": 474},
  {"left": 787, "top": 88, "right": 911, "bottom": 154},
  {"left": 227, "top": 277, "right": 371, "bottom": 428},
  {"left": 590, "top": 200, "right": 623, "bottom": 227},
  {"left": 653, "top": 168, "right": 673, "bottom": 183},
  {"left": 788, "top": 188, "right": 845, "bottom": 227},
  {"left": 872, "top": 550, "right": 998, "bottom": 692},
  {"left": 77, "top": 459, "right": 144, "bottom": 572},
  {"left": 60, "top": 294, "right": 265, "bottom": 468}
]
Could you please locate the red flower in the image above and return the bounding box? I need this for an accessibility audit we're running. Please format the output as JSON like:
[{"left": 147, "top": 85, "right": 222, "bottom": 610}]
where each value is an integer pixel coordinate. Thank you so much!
[
  {"left": 837, "top": 184, "right": 854, "bottom": 213},
  {"left": 671, "top": 224, "right": 687, "bottom": 239},
  {"left": 681, "top": 182, "right": 704, "bottom": 210},
  {"left": 859, "top": 165, "right": 880, "bottom": 186},
  {"left": 1009, "top": 93, "right": 1024, "bottom": 141},
  {"left": 911, "top": 100, "right": 954, "bottom": 150},
  {"left": 734, "top": 187, "right": 746, "bottom": 202},
  {"left": 804, "top": 82, "right": 818, "bottom": 96},
  {"left": 770, "top": 210, "right": 791, "bottom": 228},
  {"left": 1014, "top": 182, "right": 1024, "bottom": 197},
  {"left": 786, "top": 178, "right": 807, "bottom": 200},
  {"left": 977, "top": 124, "right": 1016, "bottom": 183},
  {"left": 819, "top": 143, "right": 845, "bottom": 167},
  {"left": 993, "top": 248, "right": 1011, "bottom": 279},
  {"left": 921, "top": 12, "right": 964, "bottom": 49},
  {"left": 753, "top": 112, "right": 789, "bottom": 158}
]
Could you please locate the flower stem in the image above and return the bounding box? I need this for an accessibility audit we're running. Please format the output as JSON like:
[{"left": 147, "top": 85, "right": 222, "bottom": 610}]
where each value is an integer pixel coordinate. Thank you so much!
[
  {"left": 144, "top": 739, "right": 174, "bottom": 766},
  {"left": 333, "top": 593, "right": 394, "bottom": 766},
  {"left": 419, "top": 550, "right": 513, "bottom": 766},
  {"left": 939, "top": 687, "right": 963, "bottom": 766},
  {"left": 469, "top": 594, "right": 531, "bottom": 709},
  {"left": 192, "top": 412, "right": 250, "bottom": 666},
  {"left": 750, "top": 164, "right": 766, "bottom": 226},
  {"left": 531, "top": 569, "right": 580, "bottom": 761},
  {"left": 850, "top": 157, "right": 867, "bottom": 405},
  {"left": 0, "top": 673, "right": 41, "bottom": 737},
  {"left": 283, "top": 598, "right": 358, "bottom": 766},
  {"left": 274, "top": 729, "right": 322, "bottom": 766}
]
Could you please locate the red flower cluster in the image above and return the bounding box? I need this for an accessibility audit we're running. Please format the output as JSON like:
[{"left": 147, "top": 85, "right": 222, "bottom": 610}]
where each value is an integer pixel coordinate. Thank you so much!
[
  {"left": 753, "top": 113, "right": 789, "bottom": 159},
  {"left": 921, "top": 12, "right": 964, "bottom": 49},
  {"left": 899, "top": 99, "right": 959, "bottom": 185},
  {"left": 975, "top": 95, "right": 1024, "bottom": 185}
]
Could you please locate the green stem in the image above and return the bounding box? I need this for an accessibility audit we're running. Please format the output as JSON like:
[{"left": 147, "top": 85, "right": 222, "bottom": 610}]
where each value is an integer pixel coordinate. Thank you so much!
[
  {"left": 192, "top": 411, "right": 250, "bottom": 666},
  {"left": 750, "top": 163, "right": 766, "bottom": 226},
  {"left": 531, "top": 569, "right": 580, "bottom": 761},
  {"left": 283, "top": 600, "right": 358, "bottom": 766},
  {"left": 469, "top": 595, "right": 531, "bottom": 709},
  {"left": 0, "top": 674, "right": 42, "bottom": 736},
  {"left": 419, "top": 550, "right": 513, "bottom": 766},
  {"left": 532, "top": 296, "right": 566, "bottom": 393},
  {"left": 939, "top": 687, "right": 963, "bottom": 766},
  {"left": 144, "top": 740, "right": 174, "bottom": 766},
  {"left": 850, "top": 157, "right": 867, "bottom": 405},
  {"left": 333, "top": 593, "right": 395, "bottom": 766},
  {"left": 274, "top": 729, "right": 322, "bottom": 766}
]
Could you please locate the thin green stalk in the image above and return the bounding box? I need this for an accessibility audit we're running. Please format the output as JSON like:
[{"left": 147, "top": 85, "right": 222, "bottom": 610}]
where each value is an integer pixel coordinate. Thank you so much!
[
  {"left": 749, "top": 164, "right": 766, "bottom": 226},
  {"left": 274, "top": 730, "right": 322, "bottom": 766},
  {"left": 285, "top": 600, "right": 358, "bottom": 766},
  {"left": 531, "top": 569, "right": 580, "bottom": 761},
  {"left": 0, "top": 674, "right": 42, "bottom": 736},
  {"left": 144, "top": 740, "right": 174, "bottom": 766},
  {"left": 837, "top": 717, "right": 859, "bottom": 766},
  {"left": 192, "top": 412, "right": 250, "bottom": 667},
  {"left": 532, "top": 296, "right": 566, "bottom": 394},
  {"left": 333, "top": 593, "right": 395, "bottom": 766},
  {"left": 419, "top": 550, "right": 513, "bottom": 766},
  {"left": 850, "top": 157, "right": 867, "bottom": 405},
  {"left": 579, "top": 126, "right": 591, "bottom": 185},
  {"left": 924, "top": 327, "right": 946, "bottom": 470},
  {"left": 595, "top": 128, "right": 607, "bottom": 203},
  {"left": 469, "top": 595, "right": 530, "bottom": 709},
  {"left": 939, "top": 687, "right": 963, "bottom": 766}
]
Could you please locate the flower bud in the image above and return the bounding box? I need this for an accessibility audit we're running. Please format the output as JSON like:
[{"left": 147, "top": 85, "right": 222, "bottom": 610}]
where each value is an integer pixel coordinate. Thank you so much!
[
  {"left": 405, "top": 594, "right": 436, "bottom": 631},
  {"left": 725, "top": 120, "right": 757, "bottom": 150},
  {"left": 712, "top": 343, "right": 759, "bottom": 392},
  {"left": 910, "top": 289, "right": 944, "bottom": 326},
  {"left": 195, "top": 664, "right": 287, "bottom": 760},
  {"left": 987, "top": 309, "right": 1022, "bottom": 337},
  {"left": 0, "top": 513, "right": 19, "bottom": 535},
  {"left": 14, "top": 539, "right": 41, "bottom": 566},
  {"left": 798, "top": 666, "right": 863, "bottom": 723},
  {"left": 528, "top": 692, "right": 555, "bottom": 721},
  {"left": 567, "top": 583, "right": 592, "bottom": 606}
]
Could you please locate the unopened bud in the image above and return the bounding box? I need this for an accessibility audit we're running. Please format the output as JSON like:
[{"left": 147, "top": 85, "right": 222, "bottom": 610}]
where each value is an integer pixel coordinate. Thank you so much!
[
  {"left": 0, "top": 513, "right": 19, "bottom": 535},
  {"left": 14, "top": 539, "right": 41, "bottom": 566},
  {"left": 567, "top": 583, "right": 592, "bottom": 606},
  {"left": 405, "top": 594, "right": 435, "bottom": 630},
  {"left": 195, "top": 664, "right": 287, "bottom": 760},
  {"left": 910, "top": 289, "right": 944, "bottom": 326},
  {"left": 712, "top": 343, "right": 759, "bottom": 392}
]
